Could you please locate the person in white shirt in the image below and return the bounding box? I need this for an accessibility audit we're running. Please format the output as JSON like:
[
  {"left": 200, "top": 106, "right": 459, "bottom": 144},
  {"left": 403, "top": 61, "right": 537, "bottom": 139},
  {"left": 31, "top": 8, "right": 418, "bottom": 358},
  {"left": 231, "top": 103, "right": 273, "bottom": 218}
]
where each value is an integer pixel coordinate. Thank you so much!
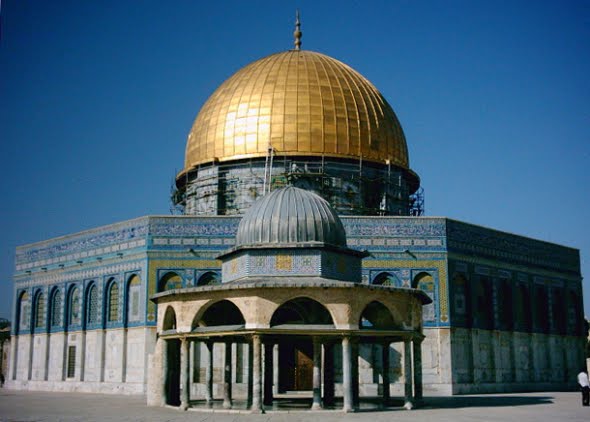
[{"left": 577, "top": 369, "right": 589, "bottom": 406}]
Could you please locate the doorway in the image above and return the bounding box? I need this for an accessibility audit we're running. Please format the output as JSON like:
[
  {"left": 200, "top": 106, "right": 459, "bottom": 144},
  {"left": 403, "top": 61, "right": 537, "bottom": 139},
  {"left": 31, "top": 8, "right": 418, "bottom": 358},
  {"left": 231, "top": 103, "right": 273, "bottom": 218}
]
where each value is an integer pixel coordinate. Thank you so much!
[
  {"left": 279, "top": 339, "right": 313, "bottom": 391},
  {"left": 165, "top": 339, "right": 181, "bottom": 406}
]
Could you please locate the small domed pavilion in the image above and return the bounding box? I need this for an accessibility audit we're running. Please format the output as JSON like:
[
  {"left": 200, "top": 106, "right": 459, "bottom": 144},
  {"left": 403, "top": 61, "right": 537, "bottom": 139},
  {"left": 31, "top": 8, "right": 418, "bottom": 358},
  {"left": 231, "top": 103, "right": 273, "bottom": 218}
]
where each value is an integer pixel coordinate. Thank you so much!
[{"left": 148, "top": 187, "right": 430, "bottom": 412}]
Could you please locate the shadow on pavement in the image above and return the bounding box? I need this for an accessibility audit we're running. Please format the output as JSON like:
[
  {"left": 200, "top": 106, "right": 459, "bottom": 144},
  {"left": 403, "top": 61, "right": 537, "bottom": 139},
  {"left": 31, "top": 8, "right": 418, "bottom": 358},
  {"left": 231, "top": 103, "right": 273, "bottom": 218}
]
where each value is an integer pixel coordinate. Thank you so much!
[{"left": 420, "top": 395, "right": 555, "bottom": 409}]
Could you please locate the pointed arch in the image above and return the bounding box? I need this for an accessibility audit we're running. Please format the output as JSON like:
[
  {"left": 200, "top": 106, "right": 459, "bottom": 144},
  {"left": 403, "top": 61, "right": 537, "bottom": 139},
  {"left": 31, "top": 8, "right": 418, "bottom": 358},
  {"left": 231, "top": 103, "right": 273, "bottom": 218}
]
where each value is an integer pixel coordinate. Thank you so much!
[
  {"left": 372, "top": 272, "right": 398, "bottom": 286},
  {"left": 17, "top": 291, "right": 30, "bottom": 332},
  {"left": 33, "top": 290, "right": 46, "bottom": 329},
  {"left": 107, "top": 280, "right": 120, "bottom": 323},
  {"left": 197, "top": 271, "right": 220, "bottom": 286},
  {"left": 158, "top": 271, "right": 183, "bottom": 292},
  {"left": 191, "top": 300, "right": 245, "bottom": 329},
  {"left": 85, "top": 283, "right": 99, "bottom": 326},
  {"left": 359, "top": 300, "right": 397, "bottom": 329},
  {"left": 126, "top": 274, "right": 142, "bottom": 324},
  {"left": 162, "top": 306, "right": 177, "bottom": 331},
  {"left": 270, "top": 297, "right": 334, "bottom": 327},
  {"left": 67, "top": 285, "right": 81, "bottom": 327},
  {"left": 49, "top": 288, "right": 63, "bottom": 328}
]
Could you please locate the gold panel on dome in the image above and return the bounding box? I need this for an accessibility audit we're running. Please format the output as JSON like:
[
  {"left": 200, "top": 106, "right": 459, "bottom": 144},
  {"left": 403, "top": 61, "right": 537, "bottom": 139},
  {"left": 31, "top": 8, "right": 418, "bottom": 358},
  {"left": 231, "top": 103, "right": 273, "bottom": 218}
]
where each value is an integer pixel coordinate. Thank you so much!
[{"left": 181, "top": 50, "right": 410, "bottom": 176}]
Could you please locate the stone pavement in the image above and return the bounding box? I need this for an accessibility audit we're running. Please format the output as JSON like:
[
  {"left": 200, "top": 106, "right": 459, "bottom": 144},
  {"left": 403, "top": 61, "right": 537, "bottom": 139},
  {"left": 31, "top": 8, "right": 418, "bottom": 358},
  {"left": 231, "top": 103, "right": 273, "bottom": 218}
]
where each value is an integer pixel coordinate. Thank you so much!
[{"left": 0, "top": 389, "right": 588, "bottom": 422}]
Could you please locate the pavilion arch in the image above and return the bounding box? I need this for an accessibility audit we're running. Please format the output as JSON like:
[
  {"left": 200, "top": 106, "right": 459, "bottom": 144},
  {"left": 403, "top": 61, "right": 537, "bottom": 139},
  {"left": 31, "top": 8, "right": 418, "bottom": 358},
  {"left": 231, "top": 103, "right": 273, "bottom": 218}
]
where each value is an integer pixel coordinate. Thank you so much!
[
  {"left": 372, "top": 272, "right": 399, "bottom": 286},
  {"left": 359, "top": 301, "right": 398, "bottom": 330},
  {"left": 158, "top": 271, "right": 183, "bottom": 292},
  {"left": 196, "top": 271, "right": 220, "bottom": 286},
  {"left": 162, "top": 306, "right": 177, "bottom": 331},
  {"left": 270, "top": 297, "right": 334, "bottom": 327},
  {"left": 191, "top": 299, "right": 245, "bottom": 329}
]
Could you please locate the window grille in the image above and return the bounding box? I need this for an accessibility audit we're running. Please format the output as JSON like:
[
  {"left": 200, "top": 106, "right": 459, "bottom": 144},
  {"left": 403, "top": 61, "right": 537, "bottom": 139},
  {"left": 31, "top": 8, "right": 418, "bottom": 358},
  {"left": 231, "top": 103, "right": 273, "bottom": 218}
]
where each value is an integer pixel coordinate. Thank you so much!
[{"left": 67, "top": 346, "right": 76, "bottom": 378}]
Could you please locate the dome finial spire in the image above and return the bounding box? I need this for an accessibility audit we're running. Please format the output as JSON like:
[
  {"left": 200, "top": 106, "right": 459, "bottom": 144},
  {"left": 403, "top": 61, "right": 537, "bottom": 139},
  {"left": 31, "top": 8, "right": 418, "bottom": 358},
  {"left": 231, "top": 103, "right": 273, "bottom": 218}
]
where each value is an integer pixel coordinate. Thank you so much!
[{"left": 293, "top": 10, "right": 302, "bottom": 50}]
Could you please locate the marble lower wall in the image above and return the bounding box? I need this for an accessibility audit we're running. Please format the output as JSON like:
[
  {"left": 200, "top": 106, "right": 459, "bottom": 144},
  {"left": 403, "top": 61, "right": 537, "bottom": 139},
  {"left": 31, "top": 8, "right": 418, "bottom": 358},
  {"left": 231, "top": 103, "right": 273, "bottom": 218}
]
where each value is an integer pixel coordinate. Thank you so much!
[
  {"left": 450, "top": 327, "right": 584, "bottom": 394},
  {"left": 7, "top": 327, "right": 154, "bottom": 395}
]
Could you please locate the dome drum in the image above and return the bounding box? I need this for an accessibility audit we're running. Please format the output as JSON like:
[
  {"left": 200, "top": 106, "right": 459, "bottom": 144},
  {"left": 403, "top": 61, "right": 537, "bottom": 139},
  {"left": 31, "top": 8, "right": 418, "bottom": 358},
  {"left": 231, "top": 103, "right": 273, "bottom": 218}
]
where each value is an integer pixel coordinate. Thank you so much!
[{"left": 175, "top": 155, "right": 420, "bottom": 216}]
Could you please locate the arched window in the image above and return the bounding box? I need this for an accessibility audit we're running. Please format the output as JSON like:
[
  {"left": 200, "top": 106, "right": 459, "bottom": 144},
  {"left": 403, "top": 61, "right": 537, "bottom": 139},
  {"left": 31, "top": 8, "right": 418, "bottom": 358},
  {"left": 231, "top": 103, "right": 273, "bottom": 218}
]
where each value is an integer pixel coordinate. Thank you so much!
[
  {"left": 372, "top": 272, "right": 398, "bottom": 286},
  {"left": 50, "top": 289, "right": 63, "bottom": 327},
  {"left": 108, "top": 282, "right": 119, "bottom": 322},
  {"left": 18, "top": 292, "right": 30, "bottom": 331},
  {"left": 34, "top": 291, "right": 45, "bottom": 329},
  {"left": 514, "top": 284, "right": 531, "bottom": 332},
  {"left": 472, "top": 276, "right": 494, "bottom": 330},
  {"left": 534, "top": 286, "right": 549, "bottom": 333},
  {"left": 197, "top": 272, "right": 220, "bottom": 286},
  {"left": 158, "top": 272, "right": 182, "bottom": 292},
  {"left": 126, "top": 275, "right": 141, "bottom": 323},
  {"left": 68, "top": 287, "right": 81, "bottom": 326},
  {"left": 413, "top": 272, "right": 435, "bottom": 322},
  {"left": 86, "top": 284, "right": 98, "bottom": 325}
]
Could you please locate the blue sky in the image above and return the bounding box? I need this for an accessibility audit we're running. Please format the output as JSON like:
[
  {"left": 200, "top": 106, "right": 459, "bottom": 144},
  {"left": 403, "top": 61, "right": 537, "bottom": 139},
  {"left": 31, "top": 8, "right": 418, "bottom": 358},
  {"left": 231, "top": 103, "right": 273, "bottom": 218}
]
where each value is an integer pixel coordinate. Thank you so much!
[{"left": 0, "top": 0, "right": 588, "bottom": 321}]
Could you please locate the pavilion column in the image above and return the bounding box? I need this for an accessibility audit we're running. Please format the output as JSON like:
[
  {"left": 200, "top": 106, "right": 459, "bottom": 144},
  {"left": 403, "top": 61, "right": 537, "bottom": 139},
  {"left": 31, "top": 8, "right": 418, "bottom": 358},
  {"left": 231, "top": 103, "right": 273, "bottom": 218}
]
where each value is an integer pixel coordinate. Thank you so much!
[
  {"left": 311, "top": 337, "right": 322, "bottom": 410},
  {"left": 223, "top": 340, "right": 233, "bottom": 409},
  {"left": 381, "top": 341, "right": 390, "bottom": 405},
  {"left": 159, "top": 338, "right": 168, "bottom": 407},
  {"left": 204, "top": 341, "right": 213, "bottom": 403},
  {"left": 342, "top": 336, "right": 354, "bottom": 413},
  {"left": 247, "top": 340, "right": 254, "bottom": 407},
  {"left": 413, "top": 338, "right": 423, "bottom": 403},
  {"left": 351, "top": 338, "right": 359, "bottom": 409},
  {"left": 323, "top": 342, "right": 335, "bottom": 407},
  {"left": 272, "top": 344, "right": 279, "bottom": 396},
  {"left": 403, "top": 339, "right": 413, "bottom": 410},
  {"left": 263, "top": 342, "right": 274, "bottom": 406},
  {"left": 179, "top": 338, "right": 190, "bottom": 410},
  {"left": 251, "top": 334, "right": 263, "bottom": 413}
]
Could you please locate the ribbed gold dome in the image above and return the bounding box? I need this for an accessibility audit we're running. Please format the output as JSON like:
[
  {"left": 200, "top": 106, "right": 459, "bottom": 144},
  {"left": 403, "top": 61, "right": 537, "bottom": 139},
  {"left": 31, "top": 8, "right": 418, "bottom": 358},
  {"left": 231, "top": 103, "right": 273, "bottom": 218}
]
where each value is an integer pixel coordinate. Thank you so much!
[{"left": 182, "top": 50, "right": 409, "bottom": 175}]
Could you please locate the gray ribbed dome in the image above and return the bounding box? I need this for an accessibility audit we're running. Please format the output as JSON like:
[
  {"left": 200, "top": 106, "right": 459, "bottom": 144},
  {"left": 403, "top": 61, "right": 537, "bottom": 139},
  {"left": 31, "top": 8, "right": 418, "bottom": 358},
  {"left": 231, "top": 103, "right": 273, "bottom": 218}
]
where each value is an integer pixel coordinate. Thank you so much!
[{"left": 235, "top": 187, "right": 347, "bottom": 248}]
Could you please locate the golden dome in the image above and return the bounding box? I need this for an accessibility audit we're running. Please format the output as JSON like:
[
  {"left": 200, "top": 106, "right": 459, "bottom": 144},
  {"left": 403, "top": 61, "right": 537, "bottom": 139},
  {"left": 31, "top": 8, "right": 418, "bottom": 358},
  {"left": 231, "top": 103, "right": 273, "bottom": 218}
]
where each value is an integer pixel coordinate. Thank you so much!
[{"left": 181, "top": 50, "right": 410, "bottom": 176}]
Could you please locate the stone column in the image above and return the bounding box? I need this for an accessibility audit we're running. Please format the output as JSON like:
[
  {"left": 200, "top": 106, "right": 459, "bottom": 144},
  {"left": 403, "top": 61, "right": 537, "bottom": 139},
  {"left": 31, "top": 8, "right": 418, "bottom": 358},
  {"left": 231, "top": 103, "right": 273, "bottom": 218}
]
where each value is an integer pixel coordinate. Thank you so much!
[
  {"left": 312, "top": 337, "right": 322, "bottom": 410},
  {"left": 263, "top": 342, "right": 273, "bottom": 406},
  {"left": 180, "top": 338, "right": 190, "bottom": 410},
  {"left": 382, "top": 341, "right": 390, "bottom": 405},
  {"left": 251, "top": 334, "right": 263, "bottom": 413},
  {"left": 272, "top": 344, "right": 279, "bottom": 396},
  {"left": 351, "top": 338, "right": 359, "bottom": 409},
  {"left": 323, "top": 342, "right": 335, "bottom": 407},
  {"left": 342, "top": 336, "right": 353, "bottom": 413},
  {"left": 223, "top": 341, "right": 232, "bottom": 409},
  {"left": 205, "top": 341, "right": 213, "bottom": 403},
  {"left": 403, "top": 339, "right": 413, "bottom": 410},
  {"left": 9, "top": 334, "right": 18, "bottom": 380},
  {"left": 413, "top": 339, "right": 423, "bottom": 402},
  {"left": 160, "top": 338, "right": 169, "bottom": 407},
  {"left": 247, "top": 340, "right": 253, "bottom": 407}
]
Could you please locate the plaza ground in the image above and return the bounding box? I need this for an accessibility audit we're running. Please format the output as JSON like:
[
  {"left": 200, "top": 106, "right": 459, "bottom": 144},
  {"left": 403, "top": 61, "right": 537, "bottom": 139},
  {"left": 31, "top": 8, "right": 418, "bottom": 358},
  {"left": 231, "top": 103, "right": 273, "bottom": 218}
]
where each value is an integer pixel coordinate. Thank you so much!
[{"left": 0, "top": 390, "right": 588, "bottom": 422}]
